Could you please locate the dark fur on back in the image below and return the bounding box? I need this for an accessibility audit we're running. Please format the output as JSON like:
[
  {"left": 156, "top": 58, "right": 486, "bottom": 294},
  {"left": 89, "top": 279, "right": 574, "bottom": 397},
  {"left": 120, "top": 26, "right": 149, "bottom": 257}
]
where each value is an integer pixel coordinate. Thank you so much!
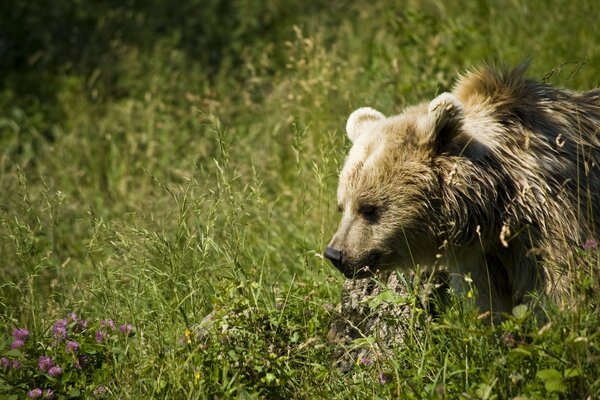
[{"left": 439, "top": 65, "right": 600, "bottom": 310}]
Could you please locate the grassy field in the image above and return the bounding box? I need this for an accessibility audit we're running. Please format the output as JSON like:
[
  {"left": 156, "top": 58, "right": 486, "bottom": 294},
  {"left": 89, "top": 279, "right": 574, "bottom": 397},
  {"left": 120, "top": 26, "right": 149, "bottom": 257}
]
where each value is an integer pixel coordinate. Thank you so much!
[{"left": 1, "top": 0, "right": 599, "bottom": 398}]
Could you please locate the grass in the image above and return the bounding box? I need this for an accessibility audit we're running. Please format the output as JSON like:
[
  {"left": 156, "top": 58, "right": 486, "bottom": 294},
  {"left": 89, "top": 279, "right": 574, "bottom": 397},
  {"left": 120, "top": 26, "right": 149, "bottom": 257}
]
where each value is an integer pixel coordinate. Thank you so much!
[{"left": 1, "top": 0, "right": 599, "bottom": 398}]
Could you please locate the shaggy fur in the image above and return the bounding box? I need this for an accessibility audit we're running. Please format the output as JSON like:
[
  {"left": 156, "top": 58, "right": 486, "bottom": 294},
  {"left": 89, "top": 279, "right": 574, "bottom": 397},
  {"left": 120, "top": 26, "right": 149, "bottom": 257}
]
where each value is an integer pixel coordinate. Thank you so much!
[{"left": 327, "top": 65, "right": 600, "bottom": 313}]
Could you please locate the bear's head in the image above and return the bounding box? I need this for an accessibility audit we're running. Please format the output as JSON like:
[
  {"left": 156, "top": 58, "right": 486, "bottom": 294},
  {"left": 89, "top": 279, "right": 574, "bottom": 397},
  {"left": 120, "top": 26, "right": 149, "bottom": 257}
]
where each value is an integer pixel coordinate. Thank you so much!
[{"left": 325, "top": 93, "right": 469, "bottom": 278}]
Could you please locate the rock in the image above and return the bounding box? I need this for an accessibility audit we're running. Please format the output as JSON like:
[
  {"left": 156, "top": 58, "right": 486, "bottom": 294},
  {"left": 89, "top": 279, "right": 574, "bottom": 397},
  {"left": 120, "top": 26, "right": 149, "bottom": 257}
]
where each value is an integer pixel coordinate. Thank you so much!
[{"left": 327, "top": 270, "right": 447, "bottom": 371}]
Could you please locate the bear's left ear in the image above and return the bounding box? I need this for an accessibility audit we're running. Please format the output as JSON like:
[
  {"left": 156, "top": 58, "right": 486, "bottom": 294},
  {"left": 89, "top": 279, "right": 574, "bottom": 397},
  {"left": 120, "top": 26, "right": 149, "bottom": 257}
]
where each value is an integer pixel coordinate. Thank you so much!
[
  {"left": 424, "top": 92, "right": 465, "bottom": 152},
  {"left": 346, "top": 107, "right": 385, "bottom": 143}
]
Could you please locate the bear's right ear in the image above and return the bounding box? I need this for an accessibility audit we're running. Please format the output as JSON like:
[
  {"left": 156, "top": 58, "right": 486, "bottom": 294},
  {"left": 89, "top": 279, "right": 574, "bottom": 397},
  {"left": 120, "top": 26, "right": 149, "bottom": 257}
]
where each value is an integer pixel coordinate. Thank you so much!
[
  {"left": 424, "top": 92, "right": 465, "bottom": 152},
  {"left": 346, "top": 107, "right": 385, "bottom": 143}
]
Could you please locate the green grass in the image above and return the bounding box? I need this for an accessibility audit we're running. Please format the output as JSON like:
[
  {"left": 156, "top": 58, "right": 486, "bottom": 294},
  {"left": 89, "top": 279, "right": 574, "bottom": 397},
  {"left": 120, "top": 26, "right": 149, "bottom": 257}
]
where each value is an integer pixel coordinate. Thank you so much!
[{"left": 1, "top": 0, "right": 599, "bottom": 398}]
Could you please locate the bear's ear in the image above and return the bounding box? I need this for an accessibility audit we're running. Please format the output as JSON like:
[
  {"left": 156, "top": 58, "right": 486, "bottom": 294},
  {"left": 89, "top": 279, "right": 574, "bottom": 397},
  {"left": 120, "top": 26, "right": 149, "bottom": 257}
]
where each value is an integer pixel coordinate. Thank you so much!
[
  {"left": 346, "top": 107, "right": 385, "bottom": 143},
  {"left": 425, "top": 92, "right": 465, "bottom": 152}
]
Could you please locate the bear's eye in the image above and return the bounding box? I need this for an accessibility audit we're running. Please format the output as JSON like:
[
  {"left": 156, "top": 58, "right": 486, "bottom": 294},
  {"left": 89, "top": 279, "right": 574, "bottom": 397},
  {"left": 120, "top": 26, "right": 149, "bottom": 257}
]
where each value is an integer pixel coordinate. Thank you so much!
[
  {"left": 358, "top": 204, "right": 379, "bottom": 221},
  {"left": 337, "top": 204, "right": 343, "bottom": 213}
]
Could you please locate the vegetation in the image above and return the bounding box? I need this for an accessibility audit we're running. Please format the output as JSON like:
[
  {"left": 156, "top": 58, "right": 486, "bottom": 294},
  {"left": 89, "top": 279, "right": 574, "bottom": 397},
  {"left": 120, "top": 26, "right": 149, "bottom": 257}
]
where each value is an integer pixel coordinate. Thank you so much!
[{"left": 1, "top": 0, "right": 599, "bottom": 398}]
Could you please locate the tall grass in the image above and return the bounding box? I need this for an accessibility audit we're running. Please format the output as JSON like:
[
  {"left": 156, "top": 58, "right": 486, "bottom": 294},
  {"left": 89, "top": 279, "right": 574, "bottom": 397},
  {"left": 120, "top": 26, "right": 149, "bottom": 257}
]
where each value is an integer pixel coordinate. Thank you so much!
[{"left": 1, "top": 0, "right": 599, "bottom": 398}]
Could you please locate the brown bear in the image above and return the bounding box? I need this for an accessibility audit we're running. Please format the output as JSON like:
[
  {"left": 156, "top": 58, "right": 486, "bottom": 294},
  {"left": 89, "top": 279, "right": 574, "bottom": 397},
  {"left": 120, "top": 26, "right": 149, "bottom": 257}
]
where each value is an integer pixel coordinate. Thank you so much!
[{"left": 325, "top": 65, "right": 600, "bottom": 313}]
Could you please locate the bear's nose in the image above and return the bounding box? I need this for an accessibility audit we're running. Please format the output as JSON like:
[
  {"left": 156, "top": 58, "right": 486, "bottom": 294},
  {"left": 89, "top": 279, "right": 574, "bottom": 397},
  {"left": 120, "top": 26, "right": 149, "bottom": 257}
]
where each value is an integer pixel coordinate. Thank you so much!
[{"left": 324, "top": 247, "right": 343, "bottom": 268}]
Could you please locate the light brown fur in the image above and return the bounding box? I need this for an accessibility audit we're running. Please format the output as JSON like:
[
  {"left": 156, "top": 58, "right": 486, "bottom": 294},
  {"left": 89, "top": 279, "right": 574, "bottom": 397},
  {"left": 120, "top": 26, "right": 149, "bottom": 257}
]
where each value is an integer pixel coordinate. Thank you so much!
[{"left": 327, "top": 65, "right": 600, "bottom": 313}]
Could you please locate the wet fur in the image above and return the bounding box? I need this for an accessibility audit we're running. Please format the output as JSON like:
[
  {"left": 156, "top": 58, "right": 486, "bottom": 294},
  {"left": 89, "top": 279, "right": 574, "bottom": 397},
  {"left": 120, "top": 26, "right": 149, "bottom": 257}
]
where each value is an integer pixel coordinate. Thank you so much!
[{"left": 329, "top": 65, "right": 600, "bottom": 313}]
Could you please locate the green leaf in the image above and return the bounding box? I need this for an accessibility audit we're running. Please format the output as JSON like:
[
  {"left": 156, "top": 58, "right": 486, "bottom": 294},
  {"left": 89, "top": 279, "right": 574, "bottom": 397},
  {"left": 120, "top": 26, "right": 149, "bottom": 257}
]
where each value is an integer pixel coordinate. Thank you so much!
[
  {"left": 368, "top": 290, "right": 409, "bottom": 307},
  {"left": 4, "top": 349, "right": 22, "bottom": 357},
  {"left": 536, "top": 368, "right": 561, "bottom": 380},
  {"left": 509, "top": 346, "right": 532, "bottom": 358},
  {"left": 512, "top": 304, "right": 529, "bottom": 320},
  {"left": 563, "top": 367, "right": 580, "bottom": 379},
  {"left": 238, "top": 389, "right": 252, "bottom": 400},
  {"left": 537, "top": 368, "right": 566, "bottom": 393}
]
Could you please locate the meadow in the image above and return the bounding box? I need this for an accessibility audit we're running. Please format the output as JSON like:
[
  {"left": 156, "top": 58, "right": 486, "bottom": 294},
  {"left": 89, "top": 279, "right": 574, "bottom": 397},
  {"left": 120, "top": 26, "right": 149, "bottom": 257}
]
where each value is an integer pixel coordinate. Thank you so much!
[{"left": 1, "top": 0, "right": 599, "bottom": 398}]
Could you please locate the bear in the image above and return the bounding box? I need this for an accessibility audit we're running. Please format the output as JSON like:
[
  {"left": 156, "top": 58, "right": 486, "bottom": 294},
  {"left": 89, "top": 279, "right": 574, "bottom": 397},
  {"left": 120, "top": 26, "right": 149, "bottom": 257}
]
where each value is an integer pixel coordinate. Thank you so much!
[{"left": 325, "top": 65, "right": 600, "bottom": 313}]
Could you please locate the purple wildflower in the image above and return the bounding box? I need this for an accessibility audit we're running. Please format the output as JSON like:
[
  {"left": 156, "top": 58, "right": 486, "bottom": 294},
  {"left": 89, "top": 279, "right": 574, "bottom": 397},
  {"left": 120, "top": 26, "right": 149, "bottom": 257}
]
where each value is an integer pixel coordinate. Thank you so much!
[
  {"left": 93, "top": 385, "right": 107, "bottom": 397},
  {"left": 0, "top": 357, "right": 10, "bottom": 369},
  {"left": 27, "top": 388, "right": 43, "bottom": 399},
  {"left": 38, "top": 356, "right": 53, "bottom": 372},
  {"left": 52, "top": 319, "right": 68, "bottom": 340},
  {"left": 11, "top": 339, "right": 25, "bottom": 349},
  {"left": 95, "top": 330, "right": 106, "bottom": 343},
  {"left": 379, "top": 372, "right": 391, "bottom": 385},
  {"left": 11, "top": 360, "right": 21, "bottom": 370},
  {"left": 358, "top": 356, "right": 373, "bottom": 366},
  {"left": 67, "top": 312, "right": 78, "bottom": 322},
  {"left": 100, "top": 319, "right": 116, "bottom": 331},
  {"left": 119, "top": 323, "right": 134, "bottom": 335},
  {"left": 13, "top": 327, "right": 30, "bottom": 341},
  {"left": 48, "top": 365, "right": 62, "bottom": 377},
  {"left": 43, "top": 389, "right": 55, "bottom": 399},
  {"left": 66, "top": 340, "right": 80, "bottom": 353},
  {"left": 74, "top": 319, "right": 89, "bottom": 333},
  {"left": 583, "top": 239, "right": 598, "bottom": 250}
]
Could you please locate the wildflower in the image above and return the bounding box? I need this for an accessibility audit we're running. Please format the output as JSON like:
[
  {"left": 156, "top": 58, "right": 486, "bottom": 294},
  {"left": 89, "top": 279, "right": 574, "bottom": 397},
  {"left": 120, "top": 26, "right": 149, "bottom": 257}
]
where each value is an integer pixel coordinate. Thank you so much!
[
  {"left": 13, "top": 327, "right": 30, "bottom": 341},
  {"left": 194, "top": 371, "right": 201, "bottom": 383},
  {"left": 52, "top": 319, "right": 68, "bottom": 340},
  {"left": 66, "top": 340, "right": 80, "bottom": 353},
  {"left": 0, "top": 357, "right": 20, "bottom": 371},
  {"left": 119, "top": 323, "right": 134, "bottom": 335},
  {"left": 67, "top": 312, "right": 79, "bottom": 322},
  {"left": 583, "top": 239, "right": 598, "bottom": 250},
  {"left": 48, "top": 365, "right": 62, "bottom": 377},
  {"left": 183, "top": 328, "right": 193, "bottom": 345},
  {"left": 38, "top": 356, "right": 53, "bottom": 372},
  {"left": 357, "top": 356, "right": 373, "bottom": 366},
  {"left": 27, "top": 388, "right": 43, "bottom": 399},
  {"left": 93, "top": 385, "right": 107, "bottom": 397},
  {"left": 0, "top": 357, "right": 10, "bottom": 369},
  {"left": 11, "top": 339, "right": 25, "bottom": 349},
  {"left": 100, "top": 319, "right": 116, "bottom": 331},
  {"left": 74, "top": 319, "right": 89, "bottom": 333},
  {"left": 43, "top": 389, "right": 55, "bottom": 399},
  {"left": 95, "top": 330, "right": 106, "bottom": 343}
]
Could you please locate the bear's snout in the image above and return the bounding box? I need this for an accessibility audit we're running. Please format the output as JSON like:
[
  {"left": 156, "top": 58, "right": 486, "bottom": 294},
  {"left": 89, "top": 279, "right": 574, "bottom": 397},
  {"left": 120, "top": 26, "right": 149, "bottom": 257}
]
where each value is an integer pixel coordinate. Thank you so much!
[
  {"left": 325, "top": 246, "right": 358, "bottom": 277},
  {"left": 324, "top": 246, "right": 343, "bottom": 269},
  {"left": 324, "top": 246, "right": 381, "bottom": 278}
]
